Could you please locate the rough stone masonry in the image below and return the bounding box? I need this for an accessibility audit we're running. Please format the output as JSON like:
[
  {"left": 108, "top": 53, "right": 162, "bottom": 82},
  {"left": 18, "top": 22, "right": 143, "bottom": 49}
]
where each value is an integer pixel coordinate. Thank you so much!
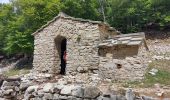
[{"left": 32, "top": 12, "right": 148, "bottom": 81}]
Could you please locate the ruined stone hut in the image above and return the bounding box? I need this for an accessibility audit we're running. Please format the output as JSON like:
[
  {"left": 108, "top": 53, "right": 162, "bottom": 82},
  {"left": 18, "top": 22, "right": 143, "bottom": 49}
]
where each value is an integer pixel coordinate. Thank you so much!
[{"left": 32, "top": 12, "right": 148, "bottom": 81}]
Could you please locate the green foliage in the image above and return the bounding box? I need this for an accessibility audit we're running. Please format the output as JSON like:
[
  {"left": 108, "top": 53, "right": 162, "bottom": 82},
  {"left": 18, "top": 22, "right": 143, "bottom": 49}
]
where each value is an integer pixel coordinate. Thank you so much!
[
  {"left": 143, "top": 69, "right": 170, "bottom": 87},
  {"left": 0, "top": 0, "right": 62, "bottom": 55},
  {"left": 3, "top": 30, "right": 33, "bottom": 55},
  {"left": 62, "top": 0, "right": 100, "bottom": 20},
  {"left": 0, "top": 0, "right": 169, "bottom": 56}
]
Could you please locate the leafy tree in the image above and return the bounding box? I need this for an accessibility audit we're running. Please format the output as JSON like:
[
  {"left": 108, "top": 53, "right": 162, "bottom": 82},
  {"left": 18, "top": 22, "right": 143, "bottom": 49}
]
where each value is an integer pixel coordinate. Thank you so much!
[
  {"left": 2, "top": 0, "right": 63, "bottom": 56},
  {"left": 0, "top": 4, "right": 15, "bottom": 52},
  {"left": 62, "top": 0, "right": 100, "bottom": 20}
]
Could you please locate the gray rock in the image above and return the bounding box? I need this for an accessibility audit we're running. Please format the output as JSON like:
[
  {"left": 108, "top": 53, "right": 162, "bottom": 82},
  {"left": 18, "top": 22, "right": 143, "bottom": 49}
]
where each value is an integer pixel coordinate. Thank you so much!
[
  {"left": 99, "top": 97, "right": 110, "bottom": 100},
  {"left": 97, "top": 96, "right": 104, "bottom": 100},
  {"left": 77, "top": 67, "right": 86, "bottom": 73},
  {"left": 55, "top": 84, "right": 65, "bottom": 90},
  {"left": 32, "top": 91, "right": 38, "bottom": 97},
  {"left": 98, "top": 94, "right": 117, "bottom": 100},
  {"left": 125, "top": 89, "right": 135, "bottom": 100},
  {"left": 59, "top": 95, "right": 68, "bottom": 100},
  {"left": 26, "top": 85, "right": 38, "bottom": 94},
  {"left": 53, "top": 94, "right": 59, "bottom": 99},
  {"left": 44, "top": 73, "right": 53, "bottom": 78},
  {"left": 5, "top": 76, "right": 21, "bottom": 82},
  {"left": 3, "top": 89, "right": 13, "bottom": 95},
  {"left": 31, "top": 97, "right": 42, "bottom": 100},
  {"left": 110, "top": 95, "right": 117, "bottom": 100},
  {"left": 0, "top": 90, "right": 3, "bottom": 97},
  {"left": 1, "top": 81, "right": 20, "bottom": 87},
  {"left": 37, "top": 90, "right": 44, "bottom": 98},
  {"left": 57, "top": 79, "right": 67, "bottom": 85},
  {"left": 84, "top": 86, "right": 101, "bottom": 99},
  {"left": 1, "top": 86, "right": 15, "bottom": 90},
  {"left": 68, "top": 96, "right": 83, "bottom": 100},
  {"left": 20, "top": 82, "right": 33, "bottom": 91},
  {"left": 60, "top": 85, "right": 75, "bottom": 95},
  {"left": 43, "top": 83, "right": 54, "bottom": 93},
  {"left": 142, "top": 96, "right": 156, "bottom": 100},
  {"left": 24, "top": 94, "right": 34, "bottom": 100},
  {"left": 116, "top": 95, "right": 126, "bottom": 100},
  {"left": 71, "top": 86, "right": 84, "bottom": 98},
  {"left": 149, "top": 68, "right": 158, "bottom": 76},
  {"left": 43, "top": 93, "right": 53, "bottom": 100},
  {"left": 14, "top": 86, "right": 20, "bottom": 92}
]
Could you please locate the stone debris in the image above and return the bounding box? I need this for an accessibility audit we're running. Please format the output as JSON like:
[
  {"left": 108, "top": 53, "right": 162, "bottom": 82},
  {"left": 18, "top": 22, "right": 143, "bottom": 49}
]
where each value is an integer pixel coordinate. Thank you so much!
[
  {"left": 142, "top": 95, "right": 157, "bottom": 100},
  {"left": 0, "top": 73, "right": 169, "bottom": 99},
  {"left": 43, "top": 83, "right": 54, "bottom": 93},
  {"left": 0, "top": 76, "right": 21, "bottom": 100},
  {"left": 152, "top": 55, "right": 170, "bottom": 60},
  {"left": 84, "top": 86, "right": 101, "bottom": 99},
  {"left": 125, "top": 89, "right": 135, "bottom": 100},
  {"left": 149, "top": 68, "right": 158, "bottom": 76}
]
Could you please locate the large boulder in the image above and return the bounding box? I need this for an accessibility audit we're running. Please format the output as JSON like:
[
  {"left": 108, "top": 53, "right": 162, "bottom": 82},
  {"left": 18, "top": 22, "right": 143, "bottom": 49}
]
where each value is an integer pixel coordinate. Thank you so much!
[
  {"left": 3, "top": 89, "right": 13, "bottom": 95},
  {"left": 84, "top": 86, "right": 101, "bottom": 99},
  {"left": 1, "top": 81, "right": 20, "bottom": 87},
  {"left": 5, "top": 76, "right": 21, "bottom": 82},
  {"left": 60, "top": 85, "right": 75, "bottom": 95},
  {"left": 71, "top": 86, "right": 84, "bottom": 98},
  {"left": 43, "top": 83, "right": 54, "bottom": 93},
  {"left": 125, "top": 89, "right": 135, "bottom": 100},
  {"left": 25, "top": 85, "right": 39, "bottom": 94},
  {"left": 142, "top": 96, "right": 156, "bottom": 100},
  {"left": 53, "top": 94, "right": 59, "bottom": 99},
  {"left": 43, "top": 93, "right": 53, "bottom": 100},
  {"left": 20, "top": 81, "right": 33, "bottom": 91}
]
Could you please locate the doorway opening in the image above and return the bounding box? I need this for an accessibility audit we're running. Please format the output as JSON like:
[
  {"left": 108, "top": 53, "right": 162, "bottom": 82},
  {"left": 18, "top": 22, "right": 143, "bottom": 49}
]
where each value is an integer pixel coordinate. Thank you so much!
[
  {"left": 60, "top": 38, "right": 67, "bottom": 75},
  {"left": 55, "top": 36, "right": 67, "bottom": 75}
]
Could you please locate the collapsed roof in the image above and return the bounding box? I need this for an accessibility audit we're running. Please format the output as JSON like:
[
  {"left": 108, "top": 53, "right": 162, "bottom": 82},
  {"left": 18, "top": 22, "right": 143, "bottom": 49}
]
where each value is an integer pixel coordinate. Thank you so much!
[{"left": 98, "top": 32, "right": 149, "bottom": 50}]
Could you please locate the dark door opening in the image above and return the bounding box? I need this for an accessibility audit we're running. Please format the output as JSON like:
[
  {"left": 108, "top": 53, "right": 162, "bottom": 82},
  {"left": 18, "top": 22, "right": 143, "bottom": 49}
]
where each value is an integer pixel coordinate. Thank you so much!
[{"left": 60, "top": 38, "right": 67, "bottom": 75}]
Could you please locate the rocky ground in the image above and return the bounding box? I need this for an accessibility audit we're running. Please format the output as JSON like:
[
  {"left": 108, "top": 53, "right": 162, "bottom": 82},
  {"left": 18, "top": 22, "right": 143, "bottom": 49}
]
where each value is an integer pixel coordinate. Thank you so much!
[{"left": 0, "top": 73, "right": 165, "bottom": 100}]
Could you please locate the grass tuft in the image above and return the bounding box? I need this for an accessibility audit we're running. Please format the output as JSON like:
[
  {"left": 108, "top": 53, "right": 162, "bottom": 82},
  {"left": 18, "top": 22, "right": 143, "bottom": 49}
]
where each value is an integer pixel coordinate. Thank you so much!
[
  {"left": 123, "top": 60, "right": 170, "bottom": 88},
  {"left": 3, "top": 68, "right": 30, "bottom": 77}
]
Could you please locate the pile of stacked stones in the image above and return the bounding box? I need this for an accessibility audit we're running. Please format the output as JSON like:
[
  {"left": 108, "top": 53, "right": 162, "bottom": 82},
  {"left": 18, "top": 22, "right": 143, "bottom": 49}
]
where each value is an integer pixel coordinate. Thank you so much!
[
  {"left": 0, "top": 78, "right": 139, "bottom": 100},
  {"left": 0, "top": 74, "right": 158, "bottom": 100},
  {"left": 24, "top": 83, "right": 102, "bottom": 100},
  {"left": 0, "top": 77, "right": 21, "bottom": 100},
  {"left": 24, "top": 82, "right": 143, "bottom": 100}
]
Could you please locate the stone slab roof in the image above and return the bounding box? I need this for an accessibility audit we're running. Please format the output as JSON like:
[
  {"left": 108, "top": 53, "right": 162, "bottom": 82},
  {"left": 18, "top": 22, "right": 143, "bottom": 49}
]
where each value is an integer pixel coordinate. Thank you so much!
[
  {"left": 98, "top": 32, "right": 147, "bottom": 47},
  {"left": 32, "top": 12, "right": 118, "bottom": 35}
]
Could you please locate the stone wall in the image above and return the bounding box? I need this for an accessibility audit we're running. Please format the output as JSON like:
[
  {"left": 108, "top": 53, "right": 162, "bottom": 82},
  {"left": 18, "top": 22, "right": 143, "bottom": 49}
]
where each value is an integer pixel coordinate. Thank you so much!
[
  {"left": 0, "top": 75, "right": 160, "bottom": 100},
  {"left": 99, "top": 56, "right": 147, "bottom": 81},
  {"left": 33, "top": 17, "right": 101, "bottom": 74},
  {"left": 0, "top": 76, "right": 143, "bottom": 100},
  {"left": 98, "top": 45, "right": 140, "bottom": 59}
]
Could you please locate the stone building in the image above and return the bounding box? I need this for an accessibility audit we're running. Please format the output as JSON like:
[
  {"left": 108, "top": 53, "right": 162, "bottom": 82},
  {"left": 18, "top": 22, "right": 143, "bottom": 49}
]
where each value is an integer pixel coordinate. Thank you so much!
[{"left": 32, "top": 12, "right": 148, "bottom": 81}]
